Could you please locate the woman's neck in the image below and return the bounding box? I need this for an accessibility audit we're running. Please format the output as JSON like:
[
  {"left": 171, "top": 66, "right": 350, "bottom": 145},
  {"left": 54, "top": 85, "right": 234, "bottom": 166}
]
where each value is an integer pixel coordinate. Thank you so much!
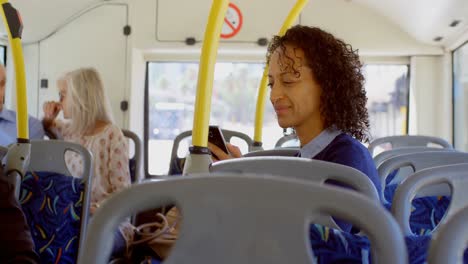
[{"left": 294, "top": 118, "right": 325, "bottom": 147}]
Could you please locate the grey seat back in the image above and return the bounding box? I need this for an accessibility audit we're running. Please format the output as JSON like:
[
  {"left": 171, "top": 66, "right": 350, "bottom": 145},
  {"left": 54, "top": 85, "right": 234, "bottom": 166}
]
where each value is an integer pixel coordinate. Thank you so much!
[
  {"left": 391, "top": 163, "right": 468, "bottom": 235},
  {"left": 368, "top": 135, "right": 452, "bottom": 157},
  {"left": 122, "top": 129, "right": 143, "bottom": 183},
  {"left": 378, "top": 151, "right": 468, "bottom": 203},
  {"left": 428, "top": 205, "right": 468, "bottom": 264},
  {"left": 29, "top": 139, "right": 93, "bottom": 254},
  {"left": 211, "top": 157, "right": 380, "bottom": 229},
  {"left": 275, "top": 134, "right": 300, "bottom": 147},
  {"left": 29, "top": 139, "right": 93, "bottom": 180},
  {"left": 222, "top": 129, "right": 254, "bottom": 149},
  {"left": 374, "top": 147, "right": 454, "bottom": 168},
  {"left": 243, "top": 148, "right": 299, "bottom": 157},
  {"left": 78, "top": 174, "right": 407, "bottom": 264},
  {"left": 169, "top": 129, "right": 254, "bottom": 174}
]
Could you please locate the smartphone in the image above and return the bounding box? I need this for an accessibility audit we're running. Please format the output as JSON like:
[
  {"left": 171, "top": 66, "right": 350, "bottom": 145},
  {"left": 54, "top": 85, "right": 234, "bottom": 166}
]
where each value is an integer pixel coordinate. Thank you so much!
[{"left": 208, "top": 125, "right": 229, "bottom": 159}]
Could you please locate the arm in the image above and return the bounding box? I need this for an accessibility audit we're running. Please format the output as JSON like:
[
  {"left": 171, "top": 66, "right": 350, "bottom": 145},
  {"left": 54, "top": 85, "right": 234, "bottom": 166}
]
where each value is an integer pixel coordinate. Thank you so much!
[
  {"left": 208, "top": 143, "right": 242, "bottom": 162},
  {"left": 29, "top": 117, "right": 45, "bottom": 140},
  {"left": 42, "top": 102, "right": 61, "bottom": 136},
  {"left": 89, "top": 128, "right": 132, "bottom": 214},
  {"left": 317, "top": 142, "right": 380, "bottom": 233},
  {"left": 0, "top": 169, "right": 40, "bottom": 264},
  {"left": 324, "top": 142, "right": 381, "bottom": 195},
  {"left": 107, "top": 129, "right": 131, "bottom": 193}
]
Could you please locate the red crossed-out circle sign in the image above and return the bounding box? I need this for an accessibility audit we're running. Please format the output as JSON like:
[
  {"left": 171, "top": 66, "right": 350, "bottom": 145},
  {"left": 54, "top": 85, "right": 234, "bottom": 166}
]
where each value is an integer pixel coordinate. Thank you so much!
[{"left": 221, "top": 3, "right": 243, "bottom": 39}]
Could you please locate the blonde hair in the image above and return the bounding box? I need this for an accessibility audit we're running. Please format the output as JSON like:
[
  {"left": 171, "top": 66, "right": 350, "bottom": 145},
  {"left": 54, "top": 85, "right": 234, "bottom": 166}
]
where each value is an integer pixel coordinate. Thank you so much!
[{"left": 60, "top": 67, "right": 114, "bottom": 134}]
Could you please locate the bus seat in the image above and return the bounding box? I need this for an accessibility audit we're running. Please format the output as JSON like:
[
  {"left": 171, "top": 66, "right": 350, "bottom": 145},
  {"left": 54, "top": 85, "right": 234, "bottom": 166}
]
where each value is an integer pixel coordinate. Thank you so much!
[
  {"left": 122, "top": 129, "right": 143, "bottom": 183},
  {"left": 368, "top": 135, "right": 452, "bottom": 157},
  {"left": 168, "top": 129, "right": 254, "bottom": 175},
  {"left": 210, "top": 157, "right": 380, "bottom": 230},
  {"left": 78, "top": 174, "right": 407, "bottom": 264},
  {"left": 275, "top": 134, "right": 300, "bottom": 148},
  {"left": 221, "top": 129, "right": 254, "bottom": 149},
  {"left": 375, "top": 147, "right": 455, "bottom": 206},
  {"left": 428, "top": 205, "right": 468, "bottom": 264},
  {"left": 392, "top": 164, "right": 468, "bottom": 264},
  {"left": 378, "top": 151, "right": 468, "bottom": 204},
  {"left": 392, "top": 163, "right": 468, "bottom": 236},
  {"left": 243, "top": 148, "right": 299, "bottom": 157},
  {"left": 20, "top": 140, "right": 93, "bottom": 264},
  {"left": 373, "top": 147, "right": 454, "bottom": 168}
]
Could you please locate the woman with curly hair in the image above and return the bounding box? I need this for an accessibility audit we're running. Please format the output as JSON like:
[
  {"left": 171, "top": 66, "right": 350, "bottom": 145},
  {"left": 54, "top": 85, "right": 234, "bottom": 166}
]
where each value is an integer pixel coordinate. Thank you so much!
[{"left": 210, "top": 25, "right": 380, "bottom": 195}]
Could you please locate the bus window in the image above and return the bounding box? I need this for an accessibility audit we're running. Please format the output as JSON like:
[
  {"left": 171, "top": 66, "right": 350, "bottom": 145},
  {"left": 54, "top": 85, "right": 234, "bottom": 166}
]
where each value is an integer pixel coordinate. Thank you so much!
[
  {"left": 453, "top": 42, "right": 468, "bottom": 151},
  {"left": 150, "top": 102, "right": 188, "bottom": 140},
  {"left": 363, "top": 64, "right": 409, "bottom": 153},
  {"left": 146, "top": 62, "right": 280, "bottom": 176},
  {"left": 146, "top": 62, "right": 410, "bottom": 175}
]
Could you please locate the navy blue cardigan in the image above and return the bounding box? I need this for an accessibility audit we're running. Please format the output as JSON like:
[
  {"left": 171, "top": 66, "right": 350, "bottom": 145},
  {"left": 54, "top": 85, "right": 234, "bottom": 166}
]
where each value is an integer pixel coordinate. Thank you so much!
[
  {"left": 310, "top": 133, "right": 381, "bottom": 232},
  {"left": 313, "top": 133, "right": 381, "bottom": 195}
]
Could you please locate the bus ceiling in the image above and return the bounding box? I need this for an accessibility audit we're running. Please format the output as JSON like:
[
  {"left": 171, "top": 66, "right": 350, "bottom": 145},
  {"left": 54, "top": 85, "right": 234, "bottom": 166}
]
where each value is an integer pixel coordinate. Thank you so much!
[{"left": 0, "top": 0, "right": 465, "bottom": 48}]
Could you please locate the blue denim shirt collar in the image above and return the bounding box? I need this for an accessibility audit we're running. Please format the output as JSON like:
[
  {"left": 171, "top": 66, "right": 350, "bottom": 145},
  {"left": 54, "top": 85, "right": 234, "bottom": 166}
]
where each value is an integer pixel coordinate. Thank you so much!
[
  {"left": 0, "top": 108, "right": 17, "bottom": 123},
  {"left": 299, "top": 128, "right": 341, "bottom": 158}
]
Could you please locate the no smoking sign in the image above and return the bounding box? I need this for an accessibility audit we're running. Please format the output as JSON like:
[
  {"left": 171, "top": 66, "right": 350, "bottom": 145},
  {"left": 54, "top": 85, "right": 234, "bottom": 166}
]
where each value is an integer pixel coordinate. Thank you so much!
[{"left": 221, "top": 3, "right": 243, "bottom": 39}]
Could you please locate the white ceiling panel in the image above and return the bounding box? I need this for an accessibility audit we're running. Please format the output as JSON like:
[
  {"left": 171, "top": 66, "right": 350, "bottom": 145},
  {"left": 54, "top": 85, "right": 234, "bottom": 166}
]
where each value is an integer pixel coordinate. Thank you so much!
[
  {"left": 0, "top": 0, "right": 466, "bottom": 46},
  {"left": 0, "top": 0, "right": 101, "bottom": 42},
  {"left": 354, "top": 0, "right": 468, "bottom": 45}
]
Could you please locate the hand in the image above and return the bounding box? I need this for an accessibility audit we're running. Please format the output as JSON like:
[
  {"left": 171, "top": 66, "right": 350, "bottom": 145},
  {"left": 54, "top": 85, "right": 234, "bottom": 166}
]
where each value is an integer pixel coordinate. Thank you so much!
[
  {"left": 43, "top": 101, "right": 61, "bottom": 120},
  {"left": 90, "top": 202, "right": 99, "bottom": 215},
  {"left": 208, "top": 142, "right": 242, "bottom": 162}
]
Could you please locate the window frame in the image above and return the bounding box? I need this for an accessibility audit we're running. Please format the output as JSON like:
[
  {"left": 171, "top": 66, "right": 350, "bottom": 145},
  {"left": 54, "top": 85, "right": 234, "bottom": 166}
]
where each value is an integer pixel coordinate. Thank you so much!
[
  {"left": 0, "top": 45, "right": 6, "bottom": 66},
  {"left": 363, "top": 63, "right": 411, "bottom": 138},
  {"left": 452, "top": 40, "right": 468, "bottom": 149}
]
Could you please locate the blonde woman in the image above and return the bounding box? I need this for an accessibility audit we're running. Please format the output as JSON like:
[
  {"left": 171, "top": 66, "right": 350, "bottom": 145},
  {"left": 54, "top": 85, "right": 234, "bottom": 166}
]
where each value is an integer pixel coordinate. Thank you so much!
[{"left": 42, "top": 68, "right": 132, "bottom": 257}]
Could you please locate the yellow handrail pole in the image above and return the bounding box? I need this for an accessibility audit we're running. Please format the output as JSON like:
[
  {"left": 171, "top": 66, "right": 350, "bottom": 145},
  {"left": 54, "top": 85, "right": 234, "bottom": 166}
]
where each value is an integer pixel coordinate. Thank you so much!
[
  {"left": 0, "top": 1, "right": 30, "bottom": 199},
  {"left": 191, "top": 0, "right": 229, "bottom": 148},
  {"left": 0, "top": 1, "right": 28, "bottom": 141},
  {"left": 253, "top": 0, "right": 309, "bottom": 145}
]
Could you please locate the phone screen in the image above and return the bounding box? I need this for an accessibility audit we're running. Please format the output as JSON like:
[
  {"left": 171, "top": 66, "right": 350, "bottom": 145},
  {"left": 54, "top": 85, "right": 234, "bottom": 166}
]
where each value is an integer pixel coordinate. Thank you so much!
[{"left": 208, "top": 125, "right": 229, "bottom": 159}]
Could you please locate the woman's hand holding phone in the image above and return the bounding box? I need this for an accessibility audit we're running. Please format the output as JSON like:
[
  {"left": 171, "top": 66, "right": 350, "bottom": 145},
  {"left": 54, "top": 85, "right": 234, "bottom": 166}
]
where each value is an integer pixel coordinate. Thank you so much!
[{"left": 208, "top": 143, "right": 242, "bottom": 162}]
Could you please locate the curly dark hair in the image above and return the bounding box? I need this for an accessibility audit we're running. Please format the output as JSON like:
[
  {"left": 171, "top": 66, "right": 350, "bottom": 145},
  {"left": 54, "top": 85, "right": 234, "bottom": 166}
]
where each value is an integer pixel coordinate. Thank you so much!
[{"left": 266, "top": 25, "right": 370, "bottom": 142}]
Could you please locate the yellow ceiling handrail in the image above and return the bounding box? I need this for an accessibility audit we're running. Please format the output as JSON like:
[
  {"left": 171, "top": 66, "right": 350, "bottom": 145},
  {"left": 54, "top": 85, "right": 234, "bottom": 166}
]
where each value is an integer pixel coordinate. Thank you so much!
[
  {"left": 253, "top": 0, "right": 309, "bottom": 145},
  {"left": 0, "top": 1, "right": 28, "bottom": 141},
  {"left": 191, "top": 0, "right": 230, "bottom": 148}
]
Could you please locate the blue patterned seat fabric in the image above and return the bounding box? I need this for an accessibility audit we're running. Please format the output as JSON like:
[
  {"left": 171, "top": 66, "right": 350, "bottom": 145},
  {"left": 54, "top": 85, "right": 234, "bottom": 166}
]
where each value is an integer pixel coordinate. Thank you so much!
[
  {"left": 309, "top": 224, "right": 370, "bottom": 263},
  {"left": 20, "top": 171, "right": 84, "bottom": 264},
  {"left": 310, "top": 224, "right": 468, "bottom": 264},
  {"left": 405, "top": 235, "right": 468, "bottom": 264}
]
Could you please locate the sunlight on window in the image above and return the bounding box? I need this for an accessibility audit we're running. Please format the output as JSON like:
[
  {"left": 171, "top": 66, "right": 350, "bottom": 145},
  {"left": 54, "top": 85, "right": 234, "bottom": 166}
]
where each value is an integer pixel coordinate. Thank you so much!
[
  {"left": 147, "top": 62, "right": 281, "bottom": 175},
  {"left": 363, "top": 65, "right": 409, "bottom": 147}
]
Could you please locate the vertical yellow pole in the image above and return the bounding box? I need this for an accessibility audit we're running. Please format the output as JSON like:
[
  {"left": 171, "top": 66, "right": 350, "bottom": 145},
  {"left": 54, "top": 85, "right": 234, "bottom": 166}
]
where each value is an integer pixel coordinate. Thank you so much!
[
  {"left": 191, "top": 0, "right": 229, "bottom": 148},
  {"left": 0, "top": 1, "right": 28, "bottom": 140},
  {"left": 0, "top": 1, "right": 31, "bottom": 200},
  {"left": 253, "top": 0, "right": 309, "bottom": 144}
]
